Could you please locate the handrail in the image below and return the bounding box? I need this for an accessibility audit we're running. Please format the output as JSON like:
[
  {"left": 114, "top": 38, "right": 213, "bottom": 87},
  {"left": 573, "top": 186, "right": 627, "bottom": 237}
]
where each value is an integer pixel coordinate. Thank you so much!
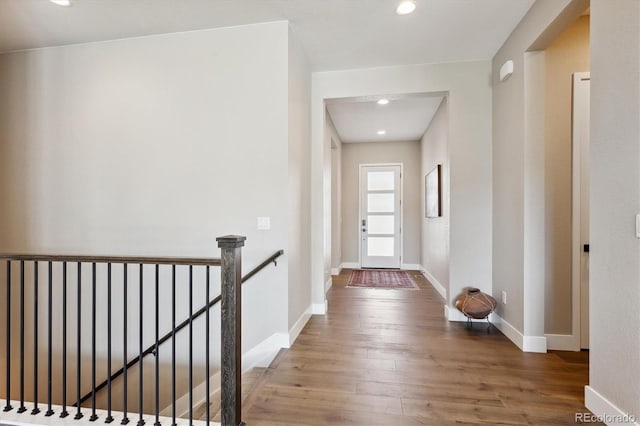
[
  {"left": 76, "top": 249, "right": 284, "bottom": 405},
  {"left": 0, "top": 254, "right": 221, "bottom": 266}
]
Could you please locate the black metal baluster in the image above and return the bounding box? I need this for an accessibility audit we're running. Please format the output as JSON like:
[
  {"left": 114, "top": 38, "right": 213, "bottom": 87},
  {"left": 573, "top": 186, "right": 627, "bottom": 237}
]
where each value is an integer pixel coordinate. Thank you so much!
[
  {"left": 89, "top": 263, "right": 98, "bottom": 422},
  {"left": 4, "top": 260, "right": 13, "bottom": 413},
  {"left": 45, "top": 262, "right": 54, "bottom": 417},
  {"left": 154, "top": 264, "right": 160, "bottom": 426},
  {"left": 171, "top": 265, "right": 176, "bottom": 426},
  {"left": 122, "top": 264, "right": 129, "bottom": 425},
  {"left": 106, "top": 263, "right": 113, "bottom": 424},
  {"left": 18, "top": 261, "right": 26, "bottom": 413},
  {"left": 205, "top": 265, "right": 210, "bottom": 426},
  {"left": 60, "top": 262, "right": 69, "bottom": 418},
  {"left": 189, "top": 265, "right": 193, "bottom": 425},
  {"left": 74, "top": 262, "right": 83, "bottom": 420},
  {"left": 32, "top": 261, "right": 40, "bottom": 415},
  {"left": 138, "top": 264, "right": 144, "bottom": 426}
]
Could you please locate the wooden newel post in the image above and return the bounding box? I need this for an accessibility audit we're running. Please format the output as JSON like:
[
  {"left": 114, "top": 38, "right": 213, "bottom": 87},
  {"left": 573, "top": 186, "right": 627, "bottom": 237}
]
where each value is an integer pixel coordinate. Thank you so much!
[{"left": 217, "top": 235, "right": 246, "bottom": 426}]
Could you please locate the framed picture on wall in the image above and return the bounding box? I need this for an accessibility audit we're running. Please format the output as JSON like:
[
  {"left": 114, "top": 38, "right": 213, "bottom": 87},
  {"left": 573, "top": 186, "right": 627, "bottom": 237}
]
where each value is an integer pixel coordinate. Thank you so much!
[{"left": 425, "top": 164, "right": 442, "bottom": 218}]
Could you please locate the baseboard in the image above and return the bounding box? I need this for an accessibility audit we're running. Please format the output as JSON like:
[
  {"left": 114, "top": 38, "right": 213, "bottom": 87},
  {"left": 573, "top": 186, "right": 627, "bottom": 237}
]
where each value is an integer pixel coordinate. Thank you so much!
[
  {"left": 325, "top": 277, "right": 332, "bottom": 294},
  {"left": 165, "top": 370, "right": 221, "bottom": 419},
  {"left": 545, "top": 333, "right": 580, "bottom": 351},
  {"left": 445, "top": 306, "right": 548, "bottom": 354},
  {"left": 491, "top": 313, "right": 524, "bottom": 350},
  {"left": 330, "top": 267, "right": 341, "bottom": 276},
  {"left": 420, "top": 266, "right": 447, "bottom": 300},
  {"left": 401, "top": 263, "right": 421, "bottom": 271},
  {"left": 492, "top": 313, "right": 547, "bottom": 353},
  {"left": 160, "top": 311, "right": 315, "bottom": 420},
  {"left": 288, "top": 306, "right": 311, "bottom": 346},
  {"left": 311, "top": 300, "right": 327, "bottom": 315},
  {"left": 244, "top": 332, "right": 290, "bottom": 368},
  {"left": 523, "top": 335, "right": 547, "bottom": 353},
  {"left": 163, "top": 331, "right": 288, "bottom": 419},
  {"left": 585, "top": 386, "right": 640, "bottom": 425},
  {"left": 340, "top": 262, "right": 360, "bottom": 269}
]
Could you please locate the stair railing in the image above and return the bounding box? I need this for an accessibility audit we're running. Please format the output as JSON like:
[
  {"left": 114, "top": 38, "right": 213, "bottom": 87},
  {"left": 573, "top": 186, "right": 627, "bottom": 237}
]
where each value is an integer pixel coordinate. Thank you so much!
[
  {"left": 0, "top": 236, "right": 282, "bottom": 426},
  {"left": 76, "top": 247, "right": 284, "bottom": 409}
]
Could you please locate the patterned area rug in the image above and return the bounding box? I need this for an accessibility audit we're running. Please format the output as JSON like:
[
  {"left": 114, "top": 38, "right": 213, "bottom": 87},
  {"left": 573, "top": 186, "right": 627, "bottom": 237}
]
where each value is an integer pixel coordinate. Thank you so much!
[{"left": 347, "top": 269, "right": 419, "bottom": 289}]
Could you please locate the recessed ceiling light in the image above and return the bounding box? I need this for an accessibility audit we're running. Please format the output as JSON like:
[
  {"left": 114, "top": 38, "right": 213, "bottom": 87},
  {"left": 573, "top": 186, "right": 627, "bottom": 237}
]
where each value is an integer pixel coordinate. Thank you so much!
[
  {"left": 50, "top": 0, "right": 71, "bottom": 6},
  {"left": 377, "top": 99, "right": 389, "bottom": 105},
  {"left": 377, "top": 130, "right": 386, "bottom": 135},
  {"left": 396, "top": 1, "right": 416, "bottom": 15}
]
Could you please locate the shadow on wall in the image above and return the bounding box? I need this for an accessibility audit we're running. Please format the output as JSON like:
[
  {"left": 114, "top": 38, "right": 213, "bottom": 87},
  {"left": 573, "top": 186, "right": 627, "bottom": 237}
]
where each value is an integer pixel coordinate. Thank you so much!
[{"left": 0, "top": 66, "right": 31, "bottom": 253}]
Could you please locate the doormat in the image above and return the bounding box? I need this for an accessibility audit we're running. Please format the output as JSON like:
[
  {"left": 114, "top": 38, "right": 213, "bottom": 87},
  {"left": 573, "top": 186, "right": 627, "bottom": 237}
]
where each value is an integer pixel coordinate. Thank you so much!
[{"left": 347, "top": 269, "right": 419, "bottom": 289}]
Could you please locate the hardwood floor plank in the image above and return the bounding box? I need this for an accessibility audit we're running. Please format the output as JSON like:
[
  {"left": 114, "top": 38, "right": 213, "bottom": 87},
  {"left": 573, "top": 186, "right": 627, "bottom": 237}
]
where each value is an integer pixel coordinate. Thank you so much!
[{"left": 243, "top": 270, "right": 602, "bottom": 425}]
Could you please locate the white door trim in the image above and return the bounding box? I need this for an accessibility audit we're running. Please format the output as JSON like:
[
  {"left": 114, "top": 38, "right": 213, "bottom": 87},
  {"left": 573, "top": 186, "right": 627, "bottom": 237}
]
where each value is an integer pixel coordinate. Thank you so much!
[
  {"left": 358, "top": 163, "right": 403, "bottom": 269},
  {"left": 571, "top": 72, "right": 590, "bottom": 351}
]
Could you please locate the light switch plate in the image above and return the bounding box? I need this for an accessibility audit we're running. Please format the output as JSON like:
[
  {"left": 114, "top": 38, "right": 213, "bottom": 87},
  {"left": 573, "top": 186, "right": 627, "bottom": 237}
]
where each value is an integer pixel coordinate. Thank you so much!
[
  {"left": 636, "top": 214, "right": 640, "bottom": 238},
  {"left": 257, "top": 216, "right": 271, "bottom": 230}
]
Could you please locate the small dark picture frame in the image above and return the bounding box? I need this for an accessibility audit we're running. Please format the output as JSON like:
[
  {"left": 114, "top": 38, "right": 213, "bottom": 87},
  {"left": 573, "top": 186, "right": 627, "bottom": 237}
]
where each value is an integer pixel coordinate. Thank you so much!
[{"left": 425, "top": 164, "right": 442, "bottom": 218}]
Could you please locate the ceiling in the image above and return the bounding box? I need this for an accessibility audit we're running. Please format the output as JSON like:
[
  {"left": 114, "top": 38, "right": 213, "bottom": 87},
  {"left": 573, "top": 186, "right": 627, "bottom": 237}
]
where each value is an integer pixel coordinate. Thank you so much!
[
  {"left": 0, "top": 0, "right": 535, "bottom": 71},
  {"left": 327, "top": 95, "right": 445, "bottom": 143},
  {"left": 0, "top": 0, "right": 535, "bottom": 144}
]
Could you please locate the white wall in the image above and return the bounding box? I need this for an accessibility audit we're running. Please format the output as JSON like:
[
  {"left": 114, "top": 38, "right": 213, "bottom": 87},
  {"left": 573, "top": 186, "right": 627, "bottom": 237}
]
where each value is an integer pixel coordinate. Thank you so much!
[
  {"left": 420, "top": 98, "right": 449, "bottom": 296},
  {"left": 0, "top": 21, "right": 293, "bottom": 410},
  {"left": 287, "top": 28, "right": 312, "bottom": 329},
  {"left": 586, "top": 0, "right": 640, "bottom": 421},
  {"left": 340, "top": 140, "right": 421, "bottom": 266},
  {"left": 311, "top": 61, "right": 492, "bottom": 314}
]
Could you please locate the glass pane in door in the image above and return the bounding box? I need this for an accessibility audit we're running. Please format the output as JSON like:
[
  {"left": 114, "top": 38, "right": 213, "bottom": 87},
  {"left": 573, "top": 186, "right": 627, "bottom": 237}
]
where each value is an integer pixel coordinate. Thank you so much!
[
  {"left": 367, "top": 171, "right": 394, "bottom": 191},
  {"left": 367, "top": 237, "right": 395, "bottom": 256},
  {"left": 368, "top": 193, "right": 395, "bottom": 213},
  {"left": 368, "top": 215, "right": 394, "bottom": 234}
]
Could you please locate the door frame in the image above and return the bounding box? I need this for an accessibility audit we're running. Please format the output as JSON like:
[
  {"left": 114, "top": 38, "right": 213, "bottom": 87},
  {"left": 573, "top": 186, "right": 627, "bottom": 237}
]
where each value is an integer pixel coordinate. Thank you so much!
[
  {"left": 358, "top": 163, "right": 404, "bottom": 269},
  {"left": 571, "top": 72, "right": 590, "bottom": 350}
]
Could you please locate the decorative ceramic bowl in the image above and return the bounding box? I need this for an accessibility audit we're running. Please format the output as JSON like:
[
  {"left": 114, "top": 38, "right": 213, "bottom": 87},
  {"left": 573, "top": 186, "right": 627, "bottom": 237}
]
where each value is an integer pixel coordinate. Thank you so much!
[{"left": 455, "top": 287, "right": 497, "bottom": 319}]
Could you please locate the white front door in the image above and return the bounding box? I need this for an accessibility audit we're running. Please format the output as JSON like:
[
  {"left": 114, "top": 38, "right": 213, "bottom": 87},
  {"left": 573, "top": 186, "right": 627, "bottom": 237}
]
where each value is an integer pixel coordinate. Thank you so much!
[{"left": 360, "top": 165, "right": 402, "bottom": 269}]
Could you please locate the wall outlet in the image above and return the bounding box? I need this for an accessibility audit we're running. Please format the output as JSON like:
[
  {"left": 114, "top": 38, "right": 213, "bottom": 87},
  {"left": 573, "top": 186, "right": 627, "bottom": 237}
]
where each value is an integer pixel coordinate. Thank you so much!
[{"left": 501, "top": 291, "right": 507, "bottom": 305}]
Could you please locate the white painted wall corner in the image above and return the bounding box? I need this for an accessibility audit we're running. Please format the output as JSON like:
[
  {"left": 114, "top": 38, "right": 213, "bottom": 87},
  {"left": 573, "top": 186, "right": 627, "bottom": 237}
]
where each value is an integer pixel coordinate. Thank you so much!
[
  {"left": 330, "top": 267, "right": 341, "bottom": 275},
  {"left": 585, "top": 386, "right": 640, "bottom": 426},
  {"left": 491, "top": 313, "right": 547, "bottom": 353},
  {"left": 325, "top": 277, "right": 332, "bottom": 294},
  {"left": 166, "top": 330, "right": 291, "bottom": 419},
  {"left": 242, "top": 332, "right": 289, "bottom": 369},
  {"left": 311, "top": 300, "right": 328, "bottom": 315},
  {"left": 288, "top": 306, "right": 312, "bottom": 346},
  {"left": 420, "top": 266, "right": 447, "bottom": 300}
]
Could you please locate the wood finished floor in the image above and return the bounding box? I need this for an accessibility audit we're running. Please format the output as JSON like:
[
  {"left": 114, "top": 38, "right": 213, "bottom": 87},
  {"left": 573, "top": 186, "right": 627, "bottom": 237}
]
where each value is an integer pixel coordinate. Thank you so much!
[{"left": 243, "top": 270, "right": 600, "bottom": 425}]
